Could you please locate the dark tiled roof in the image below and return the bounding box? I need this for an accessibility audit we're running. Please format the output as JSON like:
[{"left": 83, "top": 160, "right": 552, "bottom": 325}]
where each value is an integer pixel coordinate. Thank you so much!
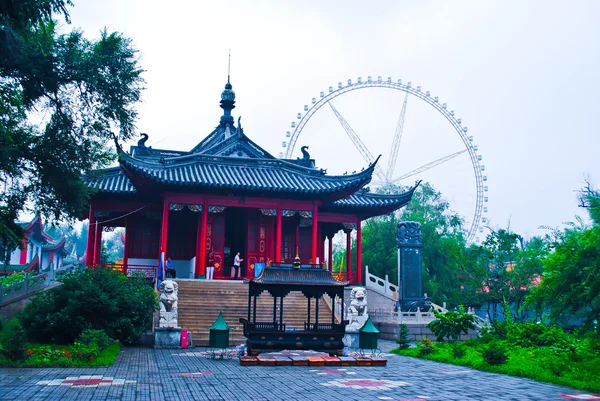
[
  {"left": 251, "top": 267, "right": 349, "bottom": 287},
  {"left": 117, "top": 152, "right": 375, "bottom": 195},
  {"left": 85, "top": 167, "right": 136, "bottom": 194},
  {"left": 332, "top": 184, "right": 419, "bottom": 209}
]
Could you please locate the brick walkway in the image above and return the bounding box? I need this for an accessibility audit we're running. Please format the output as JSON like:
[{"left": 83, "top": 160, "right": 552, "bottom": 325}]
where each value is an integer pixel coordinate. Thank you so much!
[{"left": 0, "top": 341, "right": 592, "bottom": 400}]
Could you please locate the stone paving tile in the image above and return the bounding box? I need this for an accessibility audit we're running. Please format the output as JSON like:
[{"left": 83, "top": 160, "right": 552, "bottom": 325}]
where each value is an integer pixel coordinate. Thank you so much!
[{"left": 0, "top": 340, "right": 588, "bottom": 400}]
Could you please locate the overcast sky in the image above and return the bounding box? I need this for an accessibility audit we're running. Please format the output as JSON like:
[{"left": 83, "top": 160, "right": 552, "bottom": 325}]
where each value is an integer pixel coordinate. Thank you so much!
[{"left": 66, "top": 0, "right": 599, "bottom": 240}]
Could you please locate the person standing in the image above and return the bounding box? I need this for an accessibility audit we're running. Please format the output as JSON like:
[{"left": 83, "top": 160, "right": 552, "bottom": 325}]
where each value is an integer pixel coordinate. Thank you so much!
[
  {"left": 165, "top": 257, "right": 176, "bottom": 278},
  {"left": 207, "top": 252, "right": 215, "bottom": 280},
  {"left": 232, "top": 252, "right": 243, "bottom": 280}
]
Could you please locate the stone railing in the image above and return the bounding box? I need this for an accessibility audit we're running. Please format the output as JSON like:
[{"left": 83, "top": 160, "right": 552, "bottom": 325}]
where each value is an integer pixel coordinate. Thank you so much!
[
  {"left": 365, "top": 265, "right": 398, "bottom": 300},
  {"left": 0, "top": 272, "right": 51, "bottom": 304}
]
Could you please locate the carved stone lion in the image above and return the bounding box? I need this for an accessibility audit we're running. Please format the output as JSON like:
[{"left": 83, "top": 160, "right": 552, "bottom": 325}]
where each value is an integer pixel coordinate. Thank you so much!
[
  {"left": 346, "top": 287, "right": 369, "bottom": 332},
  {"left": 159, "top": 280, "right": 179, "bottom": 328},
  {"left": 159, "top": 280, "right": 178, "bottom": 312}
]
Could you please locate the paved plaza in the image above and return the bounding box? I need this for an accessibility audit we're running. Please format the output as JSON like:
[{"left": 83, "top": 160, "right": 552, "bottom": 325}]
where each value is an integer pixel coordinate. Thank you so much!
[{"left": 0, "top": 341, "right": 594, "bottom": 401}]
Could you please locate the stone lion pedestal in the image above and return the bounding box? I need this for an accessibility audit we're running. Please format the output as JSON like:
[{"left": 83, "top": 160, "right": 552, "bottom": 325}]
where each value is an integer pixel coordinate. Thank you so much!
[
  {"left": 343, "top": 287, "right": 369, "bottom": 349},
  {"left": 155, "top": 280, "right": 182, "bottom": 348}
]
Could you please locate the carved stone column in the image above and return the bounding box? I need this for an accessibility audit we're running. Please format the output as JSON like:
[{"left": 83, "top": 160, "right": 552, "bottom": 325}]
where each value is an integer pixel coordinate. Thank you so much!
[{"left": 396, "top": 221, "right": 423, "bottom": 309}]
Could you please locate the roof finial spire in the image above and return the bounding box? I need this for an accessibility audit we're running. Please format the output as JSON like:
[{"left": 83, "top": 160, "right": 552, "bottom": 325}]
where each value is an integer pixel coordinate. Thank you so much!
[
  {"left": 220, "top": 49, "right": 235, "bottom": 125},
  {"left": 227, "top": 48, "right": 231, "bottom": 84}
]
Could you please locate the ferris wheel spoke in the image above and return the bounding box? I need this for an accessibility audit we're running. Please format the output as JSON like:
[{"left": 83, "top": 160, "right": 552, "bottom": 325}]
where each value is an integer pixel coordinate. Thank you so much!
[
  {"left": 391, "top": 149, "right": 468, "bottom": 183},
  {"left": 386, "top": 92, "right": 409, "bottom": 181},
  {"left": 328, "top": 102, "right": 387, "bottom": 181}
]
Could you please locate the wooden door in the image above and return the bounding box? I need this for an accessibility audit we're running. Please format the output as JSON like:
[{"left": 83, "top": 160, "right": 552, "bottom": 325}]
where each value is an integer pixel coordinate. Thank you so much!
[{"left": 207, "top": 213, "right": 225, "bottom": 278}]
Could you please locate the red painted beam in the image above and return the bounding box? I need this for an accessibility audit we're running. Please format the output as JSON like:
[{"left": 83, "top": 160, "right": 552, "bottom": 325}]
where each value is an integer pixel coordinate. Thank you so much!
[
  {"left": 319, "top": 212, "right": 360, "bottom": 224},
  {"left": 163, "top": 193, "right": 319, "bottom": 211},
  {"left": 90, "top": 200, "right": 161, "bottom": 213}
]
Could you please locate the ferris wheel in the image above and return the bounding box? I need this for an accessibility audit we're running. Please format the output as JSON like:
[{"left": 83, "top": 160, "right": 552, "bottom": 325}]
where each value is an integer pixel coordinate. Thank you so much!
[{"left": 280, "top": 75, "right": 488, "bottom": 243}]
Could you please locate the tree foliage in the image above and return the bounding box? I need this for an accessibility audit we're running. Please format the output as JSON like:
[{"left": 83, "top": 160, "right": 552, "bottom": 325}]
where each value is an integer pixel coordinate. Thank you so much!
[
  {"left": 427, "top": 305, "right": 475, "bottom": 342},
  {"left": 362, "top": 182, "right": 475, "bottom": 305},
  {"left": 0, "top": 0, "right": 144, "bottom": 256}
]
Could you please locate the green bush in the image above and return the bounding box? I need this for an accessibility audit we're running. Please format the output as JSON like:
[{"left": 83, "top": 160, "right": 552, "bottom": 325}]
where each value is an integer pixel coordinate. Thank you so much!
[
  {"left": 417, "top": 338, "right": 435, "bottom": 356},
  {"left": 78, "top": 329, "right": 113, "bottom": 351},
  {"left": 0, "top": 318, "right": 26, "bottom": 361},
  {"left": 427, "top": 305, "right": 475, "bottom": 342},
  {"left": 396, "top": 323, "right": 411, "bottom": 349},
  {"left": 71, "top": 341, "right": 100, "bottom": 361},
  {"left": 452, "top": 343, "right": 467, "bottom": 359},
  {"left": 0, "top": 272, "right": 25, "bottom": 287},
  {"left": 19, "top": 267, "right": 158, "bottom": 345},
  {"left": 509, "top": 323, "right": 568, "bottom": 348},
  {"left": 481, "top": 341, "right": 508, "bottom": 365}
]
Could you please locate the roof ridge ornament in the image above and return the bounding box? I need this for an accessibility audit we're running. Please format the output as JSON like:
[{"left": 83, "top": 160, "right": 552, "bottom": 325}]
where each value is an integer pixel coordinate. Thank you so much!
[{"left": 220, "top": 51, "right": 235, "bottom": 125}]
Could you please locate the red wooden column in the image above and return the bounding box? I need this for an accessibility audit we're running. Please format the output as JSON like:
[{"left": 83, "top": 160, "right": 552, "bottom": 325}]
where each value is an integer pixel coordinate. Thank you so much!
[
  {"left": 85, "top": 204, "right": 96, "bottom": 266},
  {"left": 19, "top": 238, "right": 27, "bottom": 264},
  {"left": 345, "top": 229, "right": 352, "bottom": 282},
  {"left": 275, "top": 205, "right": 282, "bottom": 263},
  {"left": 159, "top": 197, "right": 170, "bottom": 277},
  {"left": 93, "top": 223, "right": 102, "bottom": 266},
  {"left": 122, "top": 218, "right": 130, "bottom": 274},
  {"left": 311, "top": 204, "right": 318, "bottom": 263},
  {"left": 196, "top": 203, "right": 208, "bottom": 278},
  {"left": 356, "top": 220, "right": 363, "bottom": 285},
  {"left": 328, "top": 236, "right": 333, "bottom": 272}
]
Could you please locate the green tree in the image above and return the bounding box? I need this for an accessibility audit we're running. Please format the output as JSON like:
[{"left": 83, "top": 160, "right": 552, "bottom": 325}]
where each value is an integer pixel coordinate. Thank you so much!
[
  {"left": 361, "top": 182, "right": 475, "bottom": 306},
  {"left": 0, "top": 0, "right": 144, "bottom": 257},
  {"left": 427, "top": 305, "right": 475, "bottom": 342},
  {"left": 527, "top": 183, "right": 600, "bottom": 328},
  {"left": 528, "top": 224, "right": 600, "bottom": 328}
]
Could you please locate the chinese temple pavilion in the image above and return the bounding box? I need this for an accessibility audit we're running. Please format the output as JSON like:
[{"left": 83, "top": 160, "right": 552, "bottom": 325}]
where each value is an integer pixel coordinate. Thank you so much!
[
  {"left": 1, "top": 216, "right": 73, "bottom": 275},
  {"left": 84, "top": 79, "right": 418, "bottom": 284}
]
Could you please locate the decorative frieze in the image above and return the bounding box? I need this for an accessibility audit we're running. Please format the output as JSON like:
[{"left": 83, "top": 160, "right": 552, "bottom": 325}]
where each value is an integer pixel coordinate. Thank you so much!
[
  {"left": 169, "top": 203, "right": 203, "bottom": 212},
  {"left": 259, "top": 208, "right": 277, "bottom": 216},
  {"left": 282, "top": 209, "right": 296, "bottom": 217},
  {"left": 169, "top": 203, "right": 185, "bottom": 211},
  {"left": 208, "top": 206, "right": 226, "bottom": 214},
  {"left": 342, "top": 223, "right": 357, "bottom": 231},
  {"left": 298, "top": 210, "right": 313, "bottom": 219}
]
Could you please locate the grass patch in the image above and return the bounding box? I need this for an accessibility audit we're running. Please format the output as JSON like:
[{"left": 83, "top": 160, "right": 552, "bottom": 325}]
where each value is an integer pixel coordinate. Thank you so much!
[
  {"left": 391, "top": 342, "right": 600, "bottom": 392},
  {"left": 0, "top": 342, "right": 121, "bottom": 368}
]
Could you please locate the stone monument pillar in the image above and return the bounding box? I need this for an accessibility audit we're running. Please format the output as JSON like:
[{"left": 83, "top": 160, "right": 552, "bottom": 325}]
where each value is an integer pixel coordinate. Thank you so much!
[
  {"left": 155, "top": 279, "right": 182, "bottom": 348},
  {"left": 396, "top": 221, "right": 423, "bottom": 311}
]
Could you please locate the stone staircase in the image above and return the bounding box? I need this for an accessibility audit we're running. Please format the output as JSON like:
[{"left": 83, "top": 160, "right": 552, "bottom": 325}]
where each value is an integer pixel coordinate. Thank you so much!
[{"left": 176, "top": 279, "right": 335, "bottom": 346}]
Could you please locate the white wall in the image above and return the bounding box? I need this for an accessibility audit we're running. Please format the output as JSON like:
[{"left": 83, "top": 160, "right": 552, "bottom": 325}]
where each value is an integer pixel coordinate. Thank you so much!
[
  {"left": 9, "top": 249, "right": 20, "bottom": 265},
  {"left": 128, "top": 258, "right": 158, "bottom": 267}
]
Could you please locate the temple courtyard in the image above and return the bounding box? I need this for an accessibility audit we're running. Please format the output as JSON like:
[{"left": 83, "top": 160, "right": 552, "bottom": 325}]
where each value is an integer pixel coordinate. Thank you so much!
[{"left": 0, "top": 341, "right": 592, "bottom": 401}]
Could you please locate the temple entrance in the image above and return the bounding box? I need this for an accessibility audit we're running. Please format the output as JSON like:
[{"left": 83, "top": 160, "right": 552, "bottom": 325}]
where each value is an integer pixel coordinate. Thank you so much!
[{"left": 224, "top": 207, "right": 247, "bottom": 278}]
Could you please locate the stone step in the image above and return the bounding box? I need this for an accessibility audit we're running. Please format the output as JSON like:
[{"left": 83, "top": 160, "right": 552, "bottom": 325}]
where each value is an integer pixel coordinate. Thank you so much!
[{"left": 175, "top": 279, "right": 335, "bottom": 347}]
